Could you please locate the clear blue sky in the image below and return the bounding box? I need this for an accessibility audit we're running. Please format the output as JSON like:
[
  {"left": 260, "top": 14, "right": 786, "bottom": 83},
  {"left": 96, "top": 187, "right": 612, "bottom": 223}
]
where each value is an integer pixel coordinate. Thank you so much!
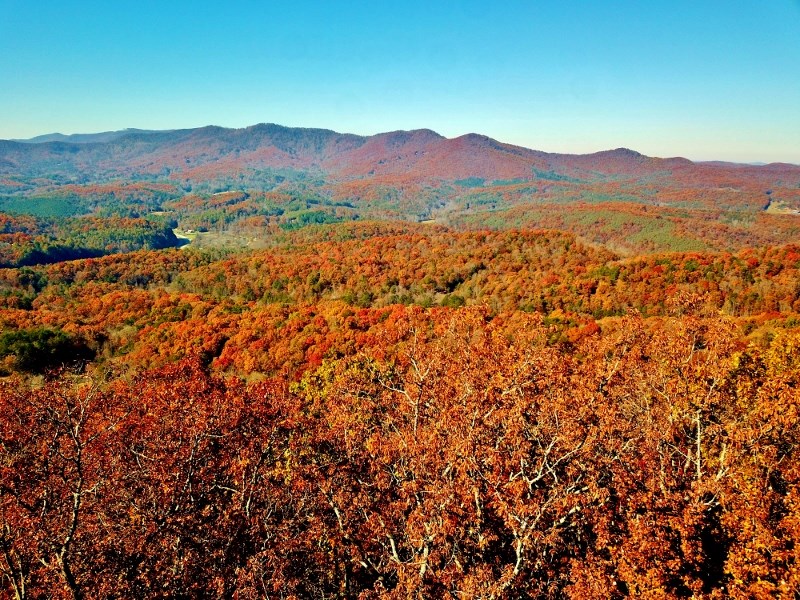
[{"left": 2, "top": 0, "right": 799, "bottom": 162}]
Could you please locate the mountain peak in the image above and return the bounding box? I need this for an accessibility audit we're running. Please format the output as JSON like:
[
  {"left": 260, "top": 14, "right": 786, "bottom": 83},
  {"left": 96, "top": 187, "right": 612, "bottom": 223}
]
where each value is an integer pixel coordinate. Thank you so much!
[
  {"left": 602, "top": 147, "right": 644, "bottom": 159},
  {"left": 373, "top": 128, "right": 443, "bottom": 147}
]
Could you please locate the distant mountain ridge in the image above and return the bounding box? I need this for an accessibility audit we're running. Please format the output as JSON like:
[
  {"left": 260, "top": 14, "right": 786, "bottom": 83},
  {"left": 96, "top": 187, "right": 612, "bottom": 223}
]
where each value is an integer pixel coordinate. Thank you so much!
[
  {"left": 2, "top": 123, "right": 798, "bottom": 185},
  {"left": 14, "top": 128, "right": 165, "bottom": 144}
]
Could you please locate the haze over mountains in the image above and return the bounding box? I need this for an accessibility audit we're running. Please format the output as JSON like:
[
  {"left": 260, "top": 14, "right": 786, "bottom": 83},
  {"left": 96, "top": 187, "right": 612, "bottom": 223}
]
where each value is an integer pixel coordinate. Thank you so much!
[{"left": 13, "top": 128, "right": 164, "bottom": 145}]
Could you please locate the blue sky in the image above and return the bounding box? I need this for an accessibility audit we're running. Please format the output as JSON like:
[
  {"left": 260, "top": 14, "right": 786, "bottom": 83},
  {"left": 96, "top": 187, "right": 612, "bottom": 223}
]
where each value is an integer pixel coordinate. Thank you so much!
[{"left": 2, "top": 0, "right": 799, "bottom": 162}]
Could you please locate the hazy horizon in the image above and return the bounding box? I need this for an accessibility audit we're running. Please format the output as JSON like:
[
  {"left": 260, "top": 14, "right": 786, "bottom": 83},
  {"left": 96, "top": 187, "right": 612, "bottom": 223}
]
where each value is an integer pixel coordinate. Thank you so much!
[
  {"left": 3, "top": 1, "right": 799, "bottom": 163},
  {"left": 8, "top": 122, "right": 799, "bottom": 166}
]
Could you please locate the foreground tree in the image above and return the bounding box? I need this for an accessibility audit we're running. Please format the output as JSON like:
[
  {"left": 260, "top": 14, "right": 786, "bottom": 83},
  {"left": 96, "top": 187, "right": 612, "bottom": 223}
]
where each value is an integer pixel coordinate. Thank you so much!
[{"left": 2, "top": 308, "right": 799, "bottom": 598}]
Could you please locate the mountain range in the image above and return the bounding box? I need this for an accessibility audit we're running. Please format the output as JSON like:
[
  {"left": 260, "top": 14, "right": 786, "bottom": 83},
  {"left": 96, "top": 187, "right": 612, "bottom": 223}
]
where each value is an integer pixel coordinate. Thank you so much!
[{"left": 3, "top": 123, "right": 798, "bottom": 185}]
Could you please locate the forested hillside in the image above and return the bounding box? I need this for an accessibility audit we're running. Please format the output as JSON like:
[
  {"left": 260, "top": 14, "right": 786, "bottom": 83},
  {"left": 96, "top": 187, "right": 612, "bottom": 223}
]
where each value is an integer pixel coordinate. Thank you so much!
[{"left": 1, "top": 125, "right": 800, "bottom": 598}]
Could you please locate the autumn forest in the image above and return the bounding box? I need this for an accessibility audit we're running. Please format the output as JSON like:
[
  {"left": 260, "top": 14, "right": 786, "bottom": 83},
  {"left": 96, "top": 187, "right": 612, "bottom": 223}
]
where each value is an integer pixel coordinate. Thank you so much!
[{"left": 1, "top": 125, "right": 800, "bottom": 598}]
